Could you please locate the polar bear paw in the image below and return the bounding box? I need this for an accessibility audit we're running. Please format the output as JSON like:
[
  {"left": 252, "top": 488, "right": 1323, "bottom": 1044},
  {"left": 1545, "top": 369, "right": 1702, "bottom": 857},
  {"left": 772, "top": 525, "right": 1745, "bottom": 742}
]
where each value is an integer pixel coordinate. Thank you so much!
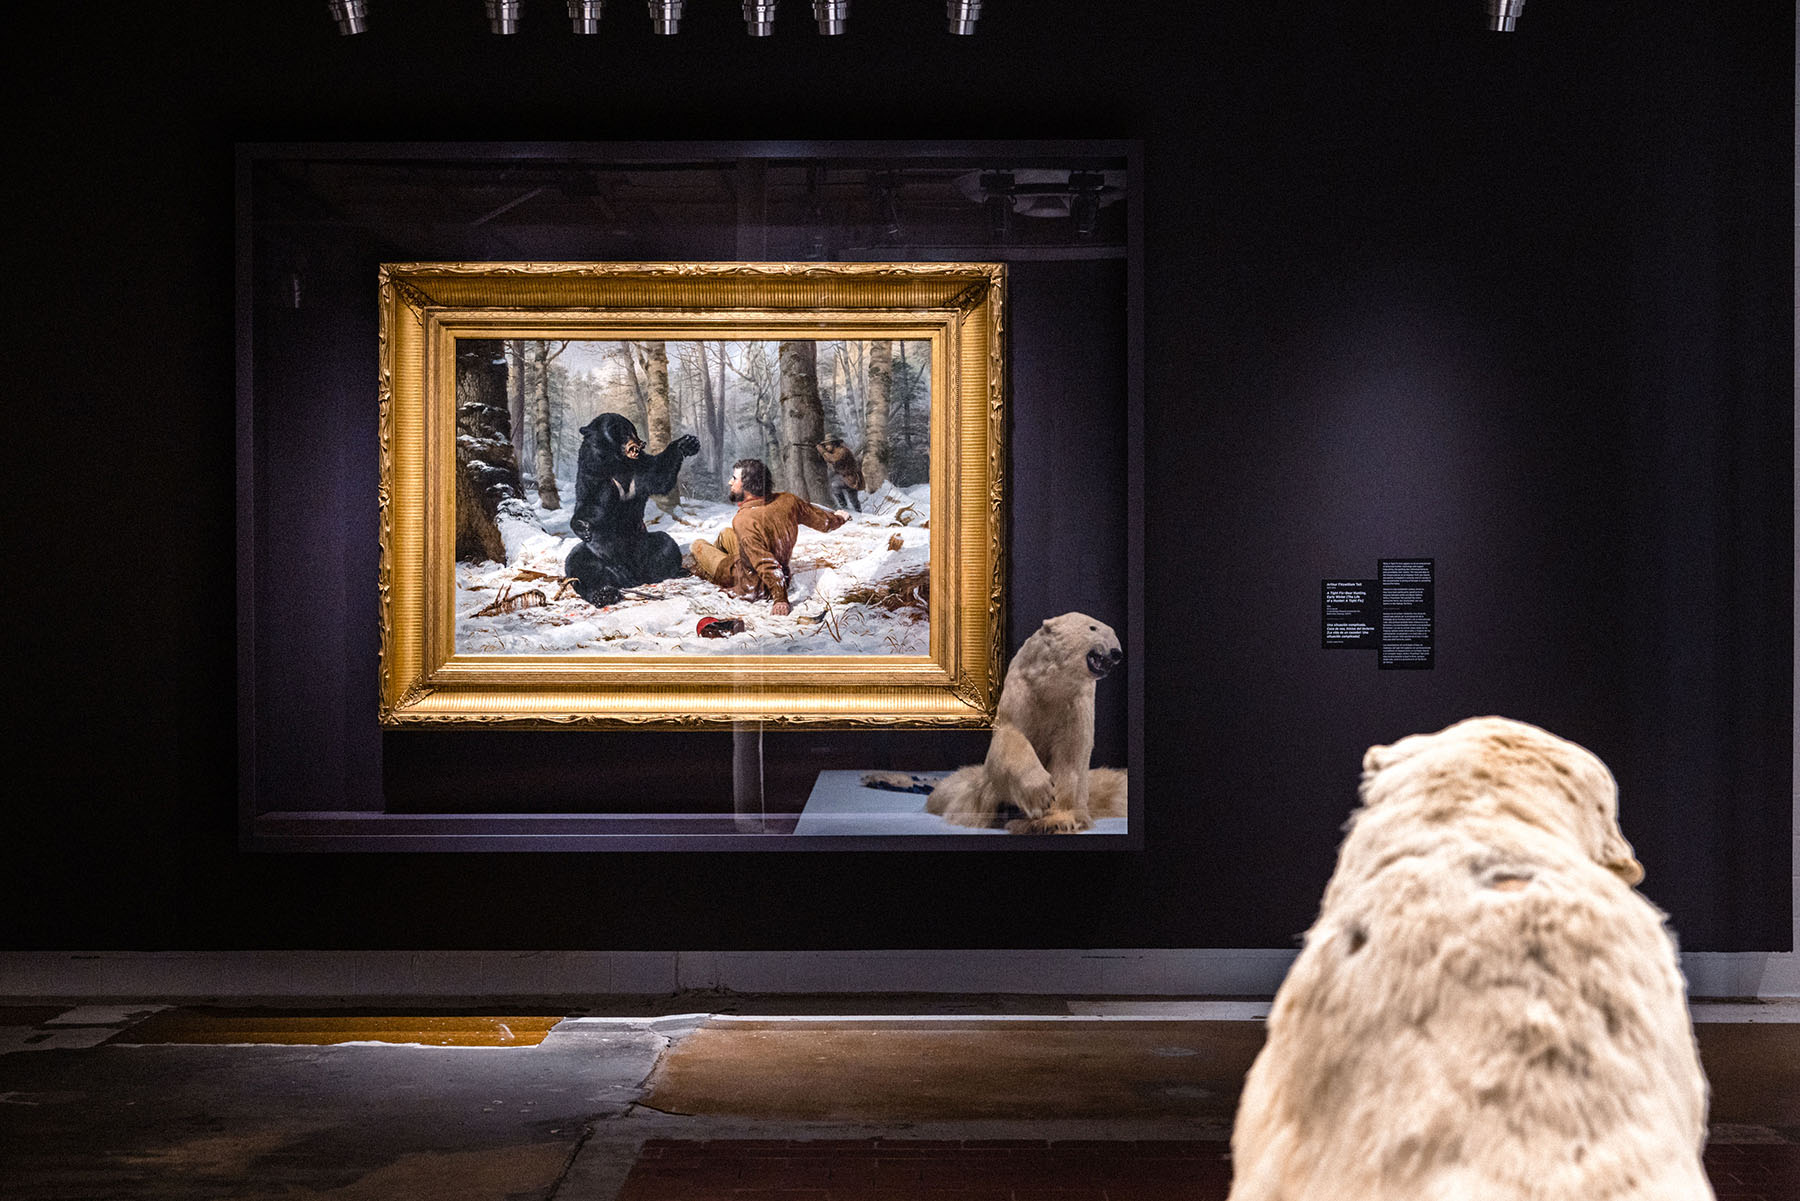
[{"left": 1006, "top": 810, "right": 1092, "bottom": 835}]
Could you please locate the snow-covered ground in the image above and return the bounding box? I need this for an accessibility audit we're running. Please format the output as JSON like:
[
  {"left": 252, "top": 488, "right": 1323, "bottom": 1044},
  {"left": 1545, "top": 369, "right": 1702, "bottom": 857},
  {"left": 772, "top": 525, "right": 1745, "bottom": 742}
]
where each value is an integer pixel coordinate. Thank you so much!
[{"left": 455, "top": 482, "right": 932, "bottom": 656}]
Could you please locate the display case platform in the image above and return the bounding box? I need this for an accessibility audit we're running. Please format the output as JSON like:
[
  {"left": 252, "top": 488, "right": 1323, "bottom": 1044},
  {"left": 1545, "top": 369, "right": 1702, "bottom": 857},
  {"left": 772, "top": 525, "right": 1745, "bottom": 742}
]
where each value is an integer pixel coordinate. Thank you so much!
[{"left": 793, "top": 770, "right": 1129, "bottom": 837}]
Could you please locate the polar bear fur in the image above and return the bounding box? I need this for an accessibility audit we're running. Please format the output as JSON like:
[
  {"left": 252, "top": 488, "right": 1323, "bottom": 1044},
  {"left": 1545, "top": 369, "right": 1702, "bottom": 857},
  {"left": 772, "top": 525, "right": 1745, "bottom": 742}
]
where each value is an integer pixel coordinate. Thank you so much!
[
  {"left": 926, "top": 612, "right": 1126, "bottom": 834},
  {"left": 1228, "top": 716, "right": 1711, "bottom": 1201}
]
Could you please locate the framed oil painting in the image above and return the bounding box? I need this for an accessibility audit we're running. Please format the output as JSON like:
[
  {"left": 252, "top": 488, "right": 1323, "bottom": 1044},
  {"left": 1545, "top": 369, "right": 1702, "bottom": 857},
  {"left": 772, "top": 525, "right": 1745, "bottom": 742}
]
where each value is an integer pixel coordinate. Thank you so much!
[{"left": 378, "top": 261, "right": 1007, "bottom": 728}]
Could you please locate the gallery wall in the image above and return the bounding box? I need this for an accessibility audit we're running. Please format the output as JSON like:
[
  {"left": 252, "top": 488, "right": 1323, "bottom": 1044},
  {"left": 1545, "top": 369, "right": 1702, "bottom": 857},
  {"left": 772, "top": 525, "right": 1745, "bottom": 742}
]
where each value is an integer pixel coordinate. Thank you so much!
[{"left": 5, "top": 1, "right": 1790, "bottom": 955}]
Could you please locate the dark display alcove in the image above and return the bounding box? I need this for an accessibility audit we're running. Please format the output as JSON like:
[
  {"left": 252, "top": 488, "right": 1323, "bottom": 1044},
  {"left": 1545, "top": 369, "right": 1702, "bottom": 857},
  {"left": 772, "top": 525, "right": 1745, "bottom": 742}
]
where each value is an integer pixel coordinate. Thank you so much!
[{"left": 240, "top": 140, "right": 1144, "bottom": 850}]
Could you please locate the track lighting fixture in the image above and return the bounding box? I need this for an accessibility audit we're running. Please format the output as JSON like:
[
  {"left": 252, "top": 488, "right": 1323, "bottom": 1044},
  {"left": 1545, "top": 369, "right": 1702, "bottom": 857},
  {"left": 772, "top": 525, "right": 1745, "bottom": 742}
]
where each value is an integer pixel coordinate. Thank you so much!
[
  {"left": 324, "top": 0, "right": 1000, "bottom": 37},
  {"left": 955, "top": 167, "right": 1124, "bottom": 241},
  {"left": 1487, "top": 0, "right": 1524, "bottom": 29},
  {"left": 813, "top": 0, "right": 848, "bottom": 35},
  {"left": 485, "top": 0, "right": 520, "bottom": 33},
  {"left": 568, "top": 0, "right": 603, "bottom": 32},
  {"left": 311, "top": 1, "right": 1586, "bottom": 40},
  {"left": 946, "top": 0, "right": 981, "bottom": 35},
  {"left": 649, "top": 0, "right": 683, "bottom": 34},
  {"left": 743, "top": 0, "right": 777, "bottom": 36},
  {"left": 327, "top": 0, "right": 367, "bottom": 34}
]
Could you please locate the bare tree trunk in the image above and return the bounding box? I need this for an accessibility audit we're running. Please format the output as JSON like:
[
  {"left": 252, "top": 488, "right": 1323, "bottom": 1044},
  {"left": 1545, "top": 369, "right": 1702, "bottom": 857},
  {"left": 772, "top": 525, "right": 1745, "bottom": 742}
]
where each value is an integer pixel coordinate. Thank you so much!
[
  {"left": 506, "top": 340, "right": 528, "bottom": 471},
  {"left": 897, "top": 340, "right": 914, "bottom": 483},
  {"left": 529, "top": 340, "right": 568, "bottom": 510},
  {"left": 454, "top": 338, "right": 518, "bottom": 561},
  {"left": 862, "top": 338, "right": 892, "bottom": 492},
  {"left": 818, "top": 345, "right": 842, "bottom": 441},
  {"left": 778, "top": 340, "right": 830, "bottom": 503},
  {"left": 613, "top": 341, "right": 650, "bottom": 433},
  {"left": 708, "top": 342, "right": 728, "bottom": 476},
  {"left": 690, "top": 342, "right": 724, "bottom": 489},
  {"left": 638, "top": 342, "right": 671, "bottom": 449},
  {"left": 455, "top": 467, "right": 504, "bottom": 563},
  {"left": 835, "top": 340, "right": 866, "bottom": 450},
  {"left": 634, "top": 341, "right": 680, "bottom": 514}
]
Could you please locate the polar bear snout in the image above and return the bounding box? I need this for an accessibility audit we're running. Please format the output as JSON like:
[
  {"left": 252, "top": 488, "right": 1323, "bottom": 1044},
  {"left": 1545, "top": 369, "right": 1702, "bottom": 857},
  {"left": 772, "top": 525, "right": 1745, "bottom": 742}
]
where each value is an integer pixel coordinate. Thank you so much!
[{"left": 1086, "top": 646, "right": 1123, "bottom": 678}]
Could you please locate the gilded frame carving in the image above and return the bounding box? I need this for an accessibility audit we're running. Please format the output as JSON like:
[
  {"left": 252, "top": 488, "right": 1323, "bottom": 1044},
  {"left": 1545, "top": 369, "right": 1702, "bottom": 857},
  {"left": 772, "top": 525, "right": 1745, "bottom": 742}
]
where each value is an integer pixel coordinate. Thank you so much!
[{"left": 378, "top": 261, "right": 1007, "bottom": 729}]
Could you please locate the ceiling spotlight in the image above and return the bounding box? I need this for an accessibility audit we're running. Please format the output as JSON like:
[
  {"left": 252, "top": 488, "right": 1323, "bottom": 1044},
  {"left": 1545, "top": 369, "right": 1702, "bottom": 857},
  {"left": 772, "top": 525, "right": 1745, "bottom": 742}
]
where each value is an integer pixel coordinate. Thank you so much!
[
  {"left": 947, "top": 0, "right": 981, "bottom": 35},
  {"left": 1487, "top": 0, "right": 1524, "bottom": 30},
  {"left": 569, "top": 0, "right": 603, "bottom": 32},
  {"left": 813, "top": 0, "right": 848, "bottom": 35},
  {"left": 743, "top": 0, "right": 777, "bottom": 35},
  {"left": 649, "top": 0, "right": 683, "bottom": 33},
  {"left": 486, "top": 0, "right": 520, "bottom": 33},
  {"left": 327, "top": 0, "right": 368, "bottom": 34}
]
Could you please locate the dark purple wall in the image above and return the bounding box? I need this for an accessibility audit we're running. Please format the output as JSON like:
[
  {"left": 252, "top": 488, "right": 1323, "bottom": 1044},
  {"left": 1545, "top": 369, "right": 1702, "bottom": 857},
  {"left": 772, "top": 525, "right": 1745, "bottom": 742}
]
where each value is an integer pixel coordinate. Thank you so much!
[{"left": 5, "top": 1, "right": 1790, "bottom": 954}]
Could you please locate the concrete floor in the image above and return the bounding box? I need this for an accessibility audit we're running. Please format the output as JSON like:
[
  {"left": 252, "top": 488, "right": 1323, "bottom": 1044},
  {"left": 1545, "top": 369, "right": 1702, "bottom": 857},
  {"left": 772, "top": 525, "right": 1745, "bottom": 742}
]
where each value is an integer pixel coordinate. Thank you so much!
[{"left": 1, "top": 997, "right": 1795, "bottom": 1200}]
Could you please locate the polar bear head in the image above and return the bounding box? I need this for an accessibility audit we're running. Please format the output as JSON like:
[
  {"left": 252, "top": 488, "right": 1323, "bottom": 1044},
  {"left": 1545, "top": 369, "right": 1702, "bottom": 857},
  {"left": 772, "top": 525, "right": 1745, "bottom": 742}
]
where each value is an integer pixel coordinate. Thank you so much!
[
  {"left": 1359, "top": 716, "right": 1644, "bottom": 885},
  {"left": 1016, "top": 612, "right": 1123, "bottom": 683}
]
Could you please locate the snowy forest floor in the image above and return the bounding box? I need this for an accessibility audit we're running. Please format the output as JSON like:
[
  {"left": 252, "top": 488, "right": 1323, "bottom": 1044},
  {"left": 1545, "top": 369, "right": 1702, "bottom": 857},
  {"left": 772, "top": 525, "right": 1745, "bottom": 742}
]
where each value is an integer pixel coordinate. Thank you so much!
[{"left": 455, "top": 482, "right": 932, "bottom": 656}]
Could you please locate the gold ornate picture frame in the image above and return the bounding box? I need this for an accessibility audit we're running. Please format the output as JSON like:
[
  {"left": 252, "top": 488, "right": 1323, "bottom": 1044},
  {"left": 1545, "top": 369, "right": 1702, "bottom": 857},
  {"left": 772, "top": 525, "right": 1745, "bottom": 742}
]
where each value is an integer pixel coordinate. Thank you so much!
[{"left": 378, "top": 261, "right": 1007, "bottom": 729}]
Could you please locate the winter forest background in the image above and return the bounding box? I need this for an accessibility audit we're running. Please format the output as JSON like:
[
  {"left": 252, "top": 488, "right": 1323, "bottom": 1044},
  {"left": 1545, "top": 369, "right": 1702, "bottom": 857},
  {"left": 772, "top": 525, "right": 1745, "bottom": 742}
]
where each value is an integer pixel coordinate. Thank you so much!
[{"left": 452, "top": 337, "right": 936, "bottom": 656}]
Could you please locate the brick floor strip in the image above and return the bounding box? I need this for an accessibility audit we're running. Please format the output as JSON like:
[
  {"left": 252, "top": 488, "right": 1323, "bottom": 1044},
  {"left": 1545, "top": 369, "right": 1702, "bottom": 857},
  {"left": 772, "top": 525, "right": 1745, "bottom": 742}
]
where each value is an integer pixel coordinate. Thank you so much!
[{"left": 616, "top": 1139, "right": 1799, "bottom": 1201}]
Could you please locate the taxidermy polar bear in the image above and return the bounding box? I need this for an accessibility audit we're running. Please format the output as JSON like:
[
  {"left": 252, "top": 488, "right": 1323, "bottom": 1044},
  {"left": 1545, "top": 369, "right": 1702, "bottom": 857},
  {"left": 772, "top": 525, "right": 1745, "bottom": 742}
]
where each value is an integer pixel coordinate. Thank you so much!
[
  {"left": 921, "top": 612, "right": 1126, "bottom": 834},
  {"left": 1227, "top": 716, "right": 1711, "bottom": 1201}
]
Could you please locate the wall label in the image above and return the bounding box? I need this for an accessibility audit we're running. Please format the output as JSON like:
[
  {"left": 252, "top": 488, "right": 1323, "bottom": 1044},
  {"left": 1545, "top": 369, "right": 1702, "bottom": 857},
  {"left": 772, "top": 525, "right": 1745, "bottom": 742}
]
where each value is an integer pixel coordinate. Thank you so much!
[
  {"left": 1378, "top": 558, "right": 1434, "bottom": 670},
  {"left": 1322, "top": 558, "right": 1434, "bottom": 669},
  {"left": 1322, "top": 580, "right": 1377, "bottom": 649}
]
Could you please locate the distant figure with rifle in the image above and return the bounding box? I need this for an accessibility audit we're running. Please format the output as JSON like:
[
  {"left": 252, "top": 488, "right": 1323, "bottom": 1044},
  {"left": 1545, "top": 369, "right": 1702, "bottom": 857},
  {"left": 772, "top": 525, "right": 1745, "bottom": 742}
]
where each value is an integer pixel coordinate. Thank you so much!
[{"left": 816, "top": 435, "right": 865, "bottom": 513}]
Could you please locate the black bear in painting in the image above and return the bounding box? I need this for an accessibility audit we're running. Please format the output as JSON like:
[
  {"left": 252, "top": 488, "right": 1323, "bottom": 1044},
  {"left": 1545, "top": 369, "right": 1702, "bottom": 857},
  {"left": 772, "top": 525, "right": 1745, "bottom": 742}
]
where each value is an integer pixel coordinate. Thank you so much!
[{"left": 563, "top": 413, "right": 701, "bottom": 606}]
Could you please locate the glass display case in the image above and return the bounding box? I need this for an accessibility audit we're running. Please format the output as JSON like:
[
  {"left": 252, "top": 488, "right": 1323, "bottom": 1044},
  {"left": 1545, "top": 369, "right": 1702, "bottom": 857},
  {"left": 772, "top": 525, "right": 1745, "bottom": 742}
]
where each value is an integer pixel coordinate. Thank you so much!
[{"left": 239, "top": 140, "right": 1140, "bottom": 849}]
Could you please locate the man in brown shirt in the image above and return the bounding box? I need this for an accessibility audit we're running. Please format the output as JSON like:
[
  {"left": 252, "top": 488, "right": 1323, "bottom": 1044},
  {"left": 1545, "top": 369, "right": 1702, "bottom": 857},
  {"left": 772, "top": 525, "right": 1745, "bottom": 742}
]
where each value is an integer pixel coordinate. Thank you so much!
[{"left": 690, "top": 458, "right": 850, "bottom": 616}]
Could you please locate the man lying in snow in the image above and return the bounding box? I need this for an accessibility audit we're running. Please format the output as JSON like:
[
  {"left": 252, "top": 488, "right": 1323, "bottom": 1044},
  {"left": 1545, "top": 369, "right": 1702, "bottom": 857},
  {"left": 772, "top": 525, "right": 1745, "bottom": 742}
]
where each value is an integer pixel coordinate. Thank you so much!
[{"left": 689, "top": 457, "right": 850, "bottom": 617}]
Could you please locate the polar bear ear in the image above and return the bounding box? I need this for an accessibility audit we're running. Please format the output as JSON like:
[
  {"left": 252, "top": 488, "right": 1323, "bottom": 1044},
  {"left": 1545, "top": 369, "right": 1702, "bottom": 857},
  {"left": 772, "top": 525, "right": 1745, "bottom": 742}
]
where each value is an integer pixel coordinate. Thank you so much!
[
  {"left": 1604, "top": 845, "right": 1646, "bottom": 886},
  {"left": 1362, "top": 743, "right": 1394, "bottom": 775}
]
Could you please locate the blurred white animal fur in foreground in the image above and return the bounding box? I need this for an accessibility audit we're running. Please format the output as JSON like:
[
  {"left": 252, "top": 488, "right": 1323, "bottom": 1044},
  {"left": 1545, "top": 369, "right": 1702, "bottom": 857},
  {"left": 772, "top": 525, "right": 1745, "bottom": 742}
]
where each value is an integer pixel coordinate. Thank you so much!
[
  {"left": 865, "top": 612, "right": 1126, "bottom": 833},
  {"left": 1228, "top": 716, "right": 1711, "bottom": 1201}
]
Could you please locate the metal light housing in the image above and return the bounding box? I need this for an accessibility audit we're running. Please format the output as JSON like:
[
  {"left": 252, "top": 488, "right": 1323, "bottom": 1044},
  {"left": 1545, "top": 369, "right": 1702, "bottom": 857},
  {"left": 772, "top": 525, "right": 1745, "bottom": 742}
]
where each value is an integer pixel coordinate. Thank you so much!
[
  {"left": 813, "top": 0, "right": 848, "bottom": 35},
  {"left": 327, "top": 0, "right": 368, "bottom": 34},
  {"left": 743, "top": 0, "right": 777, "bottom": 36},
  {"left": 568, "top": 0, "right": 603, "bottom": 32},
  {"left": 1069, "top": 171, "right": 1104, "bottom": 238},
  {"left": 649, "top": 0, "right": 683, "bottom": 33},
  {"left": 485, "top": 0, "right": 520, "bottom": 33},
  {"left": 947, "top": 0, "right": 981, "bottom": 36},
  {"left": 1488, "top": 0, "right": 1525, "bottom": 30}
]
